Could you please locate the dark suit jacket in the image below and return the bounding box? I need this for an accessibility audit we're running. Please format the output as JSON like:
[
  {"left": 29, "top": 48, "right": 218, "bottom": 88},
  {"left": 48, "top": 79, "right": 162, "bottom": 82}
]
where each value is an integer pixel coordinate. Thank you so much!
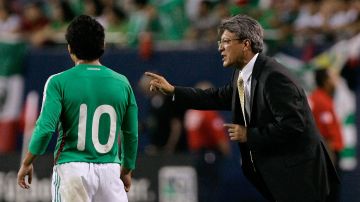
[{"left": 173, "top": 54, "right": 339, "bottom": 202}]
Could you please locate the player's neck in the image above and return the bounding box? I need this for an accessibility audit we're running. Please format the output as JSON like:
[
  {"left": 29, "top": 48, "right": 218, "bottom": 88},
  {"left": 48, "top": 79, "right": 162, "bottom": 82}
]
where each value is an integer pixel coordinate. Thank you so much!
[{"left": 76, "top": 59, "right": 101, "bottom": 66}]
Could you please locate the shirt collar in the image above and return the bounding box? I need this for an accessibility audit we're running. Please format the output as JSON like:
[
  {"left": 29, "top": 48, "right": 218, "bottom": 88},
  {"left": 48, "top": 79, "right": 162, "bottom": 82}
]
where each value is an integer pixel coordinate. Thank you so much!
[{"left": 241, "top": 53, "right": 258, "bottom": 82}]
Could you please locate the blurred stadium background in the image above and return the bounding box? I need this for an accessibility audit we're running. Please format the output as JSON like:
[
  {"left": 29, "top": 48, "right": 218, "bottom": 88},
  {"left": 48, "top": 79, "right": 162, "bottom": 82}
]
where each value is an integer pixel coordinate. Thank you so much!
[{"left": 1, "top": 0, "right": 360, "bottom": 201}]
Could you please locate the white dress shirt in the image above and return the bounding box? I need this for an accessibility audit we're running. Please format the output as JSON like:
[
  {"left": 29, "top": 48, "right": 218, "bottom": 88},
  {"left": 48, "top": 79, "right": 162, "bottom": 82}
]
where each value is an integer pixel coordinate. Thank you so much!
[{"left": 238, "top": 53, "right": 259, "bottom": 118}]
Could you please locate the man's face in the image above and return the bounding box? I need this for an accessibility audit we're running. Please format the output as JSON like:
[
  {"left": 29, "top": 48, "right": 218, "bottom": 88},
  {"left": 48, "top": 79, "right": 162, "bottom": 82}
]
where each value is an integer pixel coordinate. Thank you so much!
[{"left": 218, "top": 30, "right": 244, "bottom": 68}]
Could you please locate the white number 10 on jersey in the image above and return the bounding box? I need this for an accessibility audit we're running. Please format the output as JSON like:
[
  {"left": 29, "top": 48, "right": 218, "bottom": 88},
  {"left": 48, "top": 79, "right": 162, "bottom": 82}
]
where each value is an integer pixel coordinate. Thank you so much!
[{"left": 77, "top": 104, "right": 117, "bottom": 153}]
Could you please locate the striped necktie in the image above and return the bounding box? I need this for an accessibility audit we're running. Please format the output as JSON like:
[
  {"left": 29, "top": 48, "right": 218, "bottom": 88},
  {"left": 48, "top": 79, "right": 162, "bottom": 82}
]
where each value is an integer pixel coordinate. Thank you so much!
[
  {"left": 237, "top": 74, "right": 247, "bottom": 126},
  {"left": 238, "top": 72, "right": 256, "bottom": 172}
]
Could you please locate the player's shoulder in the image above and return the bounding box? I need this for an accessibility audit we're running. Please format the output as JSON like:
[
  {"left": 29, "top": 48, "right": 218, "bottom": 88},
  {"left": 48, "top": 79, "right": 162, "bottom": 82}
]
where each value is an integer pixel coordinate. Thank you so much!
[
  {"left": 48, "top": 65, "right": 88, "bottom": 80},
  {"left": 106, "top": 67, "right": 131, "bottom": 84},
  {"left": 45, "top": 67, "right": 82, "bottom": 89},
  {"left": 45, "top": 70, "right": 68, "bottom": 83}
]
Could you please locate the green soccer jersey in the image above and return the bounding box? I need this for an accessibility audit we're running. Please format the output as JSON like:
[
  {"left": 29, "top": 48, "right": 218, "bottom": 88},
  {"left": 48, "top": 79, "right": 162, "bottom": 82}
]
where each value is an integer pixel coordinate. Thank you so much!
[{"left": 29, "top": 64, "right": 138, "bottom": 169}]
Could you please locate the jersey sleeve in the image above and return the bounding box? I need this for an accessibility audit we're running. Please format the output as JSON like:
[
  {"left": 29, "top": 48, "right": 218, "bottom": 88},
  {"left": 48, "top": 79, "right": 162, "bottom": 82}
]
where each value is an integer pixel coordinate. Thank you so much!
[
  {"left": 120, "top": 85, "right": 138, "bottom": 170},
  {"left": 29, "top": 75, "right": 62, "bottom": 155}
]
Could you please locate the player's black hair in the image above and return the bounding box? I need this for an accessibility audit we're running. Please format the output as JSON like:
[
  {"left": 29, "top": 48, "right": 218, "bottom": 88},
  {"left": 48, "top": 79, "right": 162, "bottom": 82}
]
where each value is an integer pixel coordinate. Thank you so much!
[{"left": 65, "top": 15, "right": 104, "bottom": 60}]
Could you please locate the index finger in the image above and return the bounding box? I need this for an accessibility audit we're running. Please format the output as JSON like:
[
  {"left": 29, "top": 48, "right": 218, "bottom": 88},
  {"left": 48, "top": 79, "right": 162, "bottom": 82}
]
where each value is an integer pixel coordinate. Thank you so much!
[
  {"left": 18, "top": 177, "right": 29, "bottom": 189},
  {"left": 28, "top": 172, "right": 32, "bottom": 184},
  {"left": 144, "top": 72, "right": 163, "bottom": 79},
  {"left": 223, "top": 123, "right": 237, "bottom": 128}
]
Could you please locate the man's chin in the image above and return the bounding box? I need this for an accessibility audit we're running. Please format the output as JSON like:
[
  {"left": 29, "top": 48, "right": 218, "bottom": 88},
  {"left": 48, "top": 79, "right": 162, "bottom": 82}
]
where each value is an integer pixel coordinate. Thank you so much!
[{"left": 222, "top": 62, "right": 231, "bottom": 68}]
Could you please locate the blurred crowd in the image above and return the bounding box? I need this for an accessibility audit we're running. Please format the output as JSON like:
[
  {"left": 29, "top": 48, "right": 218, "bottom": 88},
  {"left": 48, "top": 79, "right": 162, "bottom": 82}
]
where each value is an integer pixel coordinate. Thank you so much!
[{"left": 0, "top": 0, "right": 358, "bottom": 54}]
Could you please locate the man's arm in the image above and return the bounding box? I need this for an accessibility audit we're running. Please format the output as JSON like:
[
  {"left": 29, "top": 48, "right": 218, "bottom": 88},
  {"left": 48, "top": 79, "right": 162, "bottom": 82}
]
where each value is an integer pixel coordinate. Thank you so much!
[
  {"left": 120, "top": 86, "right": 138, "bottom": 192},
  {"left": 29, "top": 75, "right": 62, "bottom": 155},
  {"left": 17, "top": 152, "right": 37, "bottom": 189},
  {"left": 18, "top": 75, "right": 62, "bottom": 188},
  {"left": 144, "top": 72, "right": 232, "bottom": 110},
  {"left": 174, "top": 86, "right": 232, "bottom": 110},
  {"left": 120, "top": 166, "right": 132, "bottom": 192},
  {"left": 120, "top": 86, "right": 138, "bottom": 170},
  {"left": 145, "top": 72, "right": 175, "bottom": 95}
]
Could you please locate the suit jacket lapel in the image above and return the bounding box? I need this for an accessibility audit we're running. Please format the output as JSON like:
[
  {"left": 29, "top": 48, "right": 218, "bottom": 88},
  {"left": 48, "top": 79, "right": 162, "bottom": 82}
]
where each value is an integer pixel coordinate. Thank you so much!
[
  {"left": 232, "top": 68, "right": 244, "bottom": 124},
  {"left": 249, "top": 54, "right": 265, "bottom": 120},
  {"left": 250, "top": 79, "right": 257, "bottom": 118},
  {"left": 233, "top": 68, "right": 240, "bottom": 91}
]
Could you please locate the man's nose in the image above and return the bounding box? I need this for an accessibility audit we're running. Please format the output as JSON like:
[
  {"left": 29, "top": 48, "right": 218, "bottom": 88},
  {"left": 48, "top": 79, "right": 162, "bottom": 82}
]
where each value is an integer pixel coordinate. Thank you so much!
[{"left": 218, "top": 45, "right": 224, "bottom": 52}]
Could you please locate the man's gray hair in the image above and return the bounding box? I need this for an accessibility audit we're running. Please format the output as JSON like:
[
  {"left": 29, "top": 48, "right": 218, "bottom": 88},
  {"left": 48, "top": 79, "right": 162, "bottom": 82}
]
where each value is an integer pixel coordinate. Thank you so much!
[{"left": 219, "top": 15, "right": 264, "bottom": 53}]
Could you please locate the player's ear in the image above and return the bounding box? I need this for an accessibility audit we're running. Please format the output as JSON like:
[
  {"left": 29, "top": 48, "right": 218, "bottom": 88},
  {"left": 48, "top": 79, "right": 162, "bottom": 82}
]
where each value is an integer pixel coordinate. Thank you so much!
[
  {"left": 68, "top": 45, "right": 77, "bottom": 63},
  {"left": 67, "top": 45, "right": 72, "bottom": 54}
]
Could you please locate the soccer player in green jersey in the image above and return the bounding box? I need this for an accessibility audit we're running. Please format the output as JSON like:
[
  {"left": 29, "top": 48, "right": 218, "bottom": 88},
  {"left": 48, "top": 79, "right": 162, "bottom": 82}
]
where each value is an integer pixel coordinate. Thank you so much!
[{"left": 17, "top": 15, "right": 138, "bottom": 202}]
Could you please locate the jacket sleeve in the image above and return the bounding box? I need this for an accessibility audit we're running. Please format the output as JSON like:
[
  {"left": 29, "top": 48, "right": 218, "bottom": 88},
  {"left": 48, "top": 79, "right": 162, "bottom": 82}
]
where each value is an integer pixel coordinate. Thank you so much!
[{"left": 174, "top": 83, "right": 233, "bottom": 111}]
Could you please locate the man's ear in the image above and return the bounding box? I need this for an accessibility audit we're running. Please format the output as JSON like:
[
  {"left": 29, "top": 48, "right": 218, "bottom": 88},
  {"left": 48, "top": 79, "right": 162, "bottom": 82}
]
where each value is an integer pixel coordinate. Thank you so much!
[
  {"left": 67, "top": 45, "right": 72, "bottom": 54},
  {"left": 68, "top": 45, "right": 77, "bottom": 63},
  {"left": 103, "top": 42, "right": 106, "bottom": 52},
  {"left": 243, "top": 39, "right": 250, "bottom": 51}
]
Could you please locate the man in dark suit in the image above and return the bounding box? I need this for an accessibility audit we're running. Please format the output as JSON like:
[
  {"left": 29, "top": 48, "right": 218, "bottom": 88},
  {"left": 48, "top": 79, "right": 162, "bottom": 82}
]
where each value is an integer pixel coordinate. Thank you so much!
[{"left": 145, "top": 14, "right": 339, "bottom": 202}]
